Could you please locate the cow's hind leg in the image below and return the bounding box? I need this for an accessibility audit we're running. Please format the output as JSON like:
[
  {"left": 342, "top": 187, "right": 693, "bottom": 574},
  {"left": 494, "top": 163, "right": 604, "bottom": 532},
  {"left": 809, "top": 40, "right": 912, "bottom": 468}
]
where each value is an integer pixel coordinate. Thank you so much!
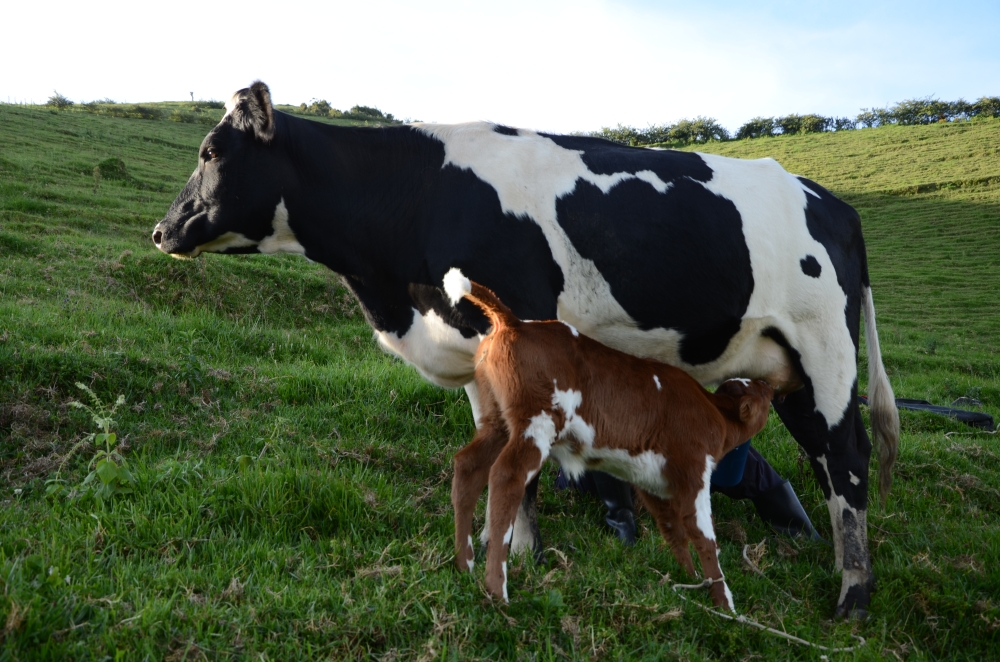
[
  {"left": 452, "top": 413, "right": 509, "bottom": 573},
  {"left": 774, "top": 390, "right": 874, "bottom": 618}
]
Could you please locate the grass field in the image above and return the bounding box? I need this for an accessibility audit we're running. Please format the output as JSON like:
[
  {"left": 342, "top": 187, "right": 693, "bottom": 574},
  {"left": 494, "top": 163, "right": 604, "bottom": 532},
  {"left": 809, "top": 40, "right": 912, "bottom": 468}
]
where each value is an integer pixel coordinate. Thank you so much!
[{"left": 1, "top": 104, "right": 999, "bottom": 661}]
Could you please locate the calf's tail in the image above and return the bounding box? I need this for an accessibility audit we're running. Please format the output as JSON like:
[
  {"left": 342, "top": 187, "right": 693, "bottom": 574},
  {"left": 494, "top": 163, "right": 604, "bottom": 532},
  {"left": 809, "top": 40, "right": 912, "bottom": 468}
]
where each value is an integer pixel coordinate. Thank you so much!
[
  {"left": 443, "top": 268, "right": 519, "bottom": 333},
  {"left": 863, "top": 285, "right": 900, "bottom": 504}
]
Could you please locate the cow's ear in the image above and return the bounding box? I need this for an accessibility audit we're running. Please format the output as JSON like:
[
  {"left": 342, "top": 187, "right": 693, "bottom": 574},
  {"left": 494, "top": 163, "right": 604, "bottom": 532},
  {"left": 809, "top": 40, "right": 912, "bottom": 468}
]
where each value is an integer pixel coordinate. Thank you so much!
[{"left": 229, "top": 81, "right": 276, "bottom": 143}]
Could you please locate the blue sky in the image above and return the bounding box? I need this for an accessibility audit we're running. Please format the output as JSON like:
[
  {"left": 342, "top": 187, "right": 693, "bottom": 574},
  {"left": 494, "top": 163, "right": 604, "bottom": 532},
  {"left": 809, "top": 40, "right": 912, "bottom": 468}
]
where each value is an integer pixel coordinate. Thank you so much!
[{"left": 3, "top": 0, "right": 998, "bottom": 133}]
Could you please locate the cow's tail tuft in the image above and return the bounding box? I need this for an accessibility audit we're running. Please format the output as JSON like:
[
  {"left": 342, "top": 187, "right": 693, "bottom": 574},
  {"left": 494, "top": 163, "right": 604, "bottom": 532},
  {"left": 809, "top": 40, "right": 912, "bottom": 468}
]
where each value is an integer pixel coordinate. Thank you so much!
[
  {"left": 443, "top": 267, "right": 519, "bottom": 333},
  {"left": 863, "top": 285, "right": 900, "bottom": 505}
]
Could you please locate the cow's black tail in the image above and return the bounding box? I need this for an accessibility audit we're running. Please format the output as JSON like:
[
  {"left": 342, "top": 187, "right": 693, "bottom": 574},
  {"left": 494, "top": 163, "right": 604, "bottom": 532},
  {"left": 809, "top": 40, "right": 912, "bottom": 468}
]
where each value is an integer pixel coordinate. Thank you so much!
[{"left": 442, "top": 268, "right": 519, "bottom": 333}]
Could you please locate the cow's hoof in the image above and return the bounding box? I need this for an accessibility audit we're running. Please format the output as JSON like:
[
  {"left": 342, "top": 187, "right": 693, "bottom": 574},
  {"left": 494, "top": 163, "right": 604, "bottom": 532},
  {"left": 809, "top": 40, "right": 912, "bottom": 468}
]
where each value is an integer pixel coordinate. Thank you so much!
[{"left": 834, "top": 581, "right": 874, "bottom": 620}]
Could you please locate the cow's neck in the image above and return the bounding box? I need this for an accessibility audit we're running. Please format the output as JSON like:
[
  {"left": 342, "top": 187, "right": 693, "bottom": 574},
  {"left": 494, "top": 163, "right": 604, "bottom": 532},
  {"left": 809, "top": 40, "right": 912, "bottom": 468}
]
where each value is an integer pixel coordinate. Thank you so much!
[{"left": 280, "top": 116, "right": 439, "bottom": 281}]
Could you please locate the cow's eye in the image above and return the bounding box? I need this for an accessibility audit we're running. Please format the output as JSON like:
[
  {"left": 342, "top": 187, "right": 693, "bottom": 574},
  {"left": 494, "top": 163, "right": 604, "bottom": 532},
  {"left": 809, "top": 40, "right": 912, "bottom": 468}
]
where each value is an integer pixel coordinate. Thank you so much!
[{"left": 204, "top": 147, "right": 219, "bottom": 161}]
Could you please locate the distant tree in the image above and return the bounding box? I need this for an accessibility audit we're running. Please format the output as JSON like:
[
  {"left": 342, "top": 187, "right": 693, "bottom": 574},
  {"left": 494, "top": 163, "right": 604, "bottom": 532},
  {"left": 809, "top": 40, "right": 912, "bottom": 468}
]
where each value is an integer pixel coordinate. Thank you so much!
[
  {"left": 674, "top": 116, "right": 729, "bottom": 143},
  {"left": 735, "top": 117, "right": 776, "bottom": 140},
  {"left": 775, "top": 114, "right": 803, "bottom": 135},
  {"left": 799, "top": 114, "right": 830, "bottom": 133},
  {"left": 832, "top": 117, "right": 856, "bottom": 131},
  {"left": 972, "top": 96, "right": 1000, "bottom": 118},
  {"left": 47, "top": 91, "right": 73, "bottom": 109}
]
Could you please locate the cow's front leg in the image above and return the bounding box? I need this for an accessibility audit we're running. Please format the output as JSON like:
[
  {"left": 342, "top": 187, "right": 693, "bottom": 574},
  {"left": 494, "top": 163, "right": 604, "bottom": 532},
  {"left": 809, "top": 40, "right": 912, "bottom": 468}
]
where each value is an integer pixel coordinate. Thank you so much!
[{"left": 467, "top": 383, "right": 543, "bottom": 561}]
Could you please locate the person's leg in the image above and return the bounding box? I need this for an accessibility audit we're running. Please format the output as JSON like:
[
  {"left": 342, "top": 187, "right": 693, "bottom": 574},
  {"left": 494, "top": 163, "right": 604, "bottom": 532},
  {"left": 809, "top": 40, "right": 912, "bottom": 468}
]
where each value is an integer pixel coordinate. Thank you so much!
[{"left": 711, "top": 444, "right": 821, "bottom": 539}]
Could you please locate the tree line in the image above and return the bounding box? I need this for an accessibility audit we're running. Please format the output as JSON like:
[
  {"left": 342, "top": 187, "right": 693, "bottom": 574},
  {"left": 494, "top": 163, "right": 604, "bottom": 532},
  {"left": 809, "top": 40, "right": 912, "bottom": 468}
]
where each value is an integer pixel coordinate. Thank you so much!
[{"left": 592, "top": 95, "right": 1000, "bottom": 146}]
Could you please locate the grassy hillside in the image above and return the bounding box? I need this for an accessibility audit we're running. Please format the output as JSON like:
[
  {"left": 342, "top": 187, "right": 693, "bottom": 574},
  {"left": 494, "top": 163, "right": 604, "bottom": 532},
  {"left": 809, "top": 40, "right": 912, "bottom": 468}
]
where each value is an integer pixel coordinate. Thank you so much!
[{"left": 1, "top": 104, "right": 999, "bottom": 660}]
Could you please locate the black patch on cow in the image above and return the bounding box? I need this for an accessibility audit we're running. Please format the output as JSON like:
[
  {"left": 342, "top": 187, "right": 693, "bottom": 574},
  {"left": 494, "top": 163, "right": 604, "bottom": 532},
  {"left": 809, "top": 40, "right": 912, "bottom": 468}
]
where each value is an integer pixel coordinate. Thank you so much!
[
  {"left": 493, "top": 124, "right": 519, "bottom": 136},
  {"left": 541, "top": 134, "right": 715, "bottom": 184},
  {"left": 316, "top": 129, "right": 564, "bottom": 339},
  {"left": 800, "top": 255, "right": 822, "bottom": 278},
  {"left": 554, "top": 174, "right": 753, "bottom": 365}
]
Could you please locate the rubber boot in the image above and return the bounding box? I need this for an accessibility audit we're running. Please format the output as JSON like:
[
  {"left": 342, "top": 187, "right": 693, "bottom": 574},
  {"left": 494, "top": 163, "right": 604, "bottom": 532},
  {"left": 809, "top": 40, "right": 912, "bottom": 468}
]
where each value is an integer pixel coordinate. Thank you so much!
[
  {"left": 750, "top": 479, "right": 823, "bottom": 541},
  {"left": 591, "top": 471, "right": 637, "bottom": 546}
]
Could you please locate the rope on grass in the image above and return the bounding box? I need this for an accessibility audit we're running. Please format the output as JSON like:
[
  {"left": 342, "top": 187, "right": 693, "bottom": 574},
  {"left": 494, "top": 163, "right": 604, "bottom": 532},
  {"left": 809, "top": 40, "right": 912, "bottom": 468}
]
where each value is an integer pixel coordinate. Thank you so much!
[
  {"left": 742, "top": 544, "right": 802, "bottom": 604},
  {"left": 671, "top": 578, "right": 865, "bottom": 654}
]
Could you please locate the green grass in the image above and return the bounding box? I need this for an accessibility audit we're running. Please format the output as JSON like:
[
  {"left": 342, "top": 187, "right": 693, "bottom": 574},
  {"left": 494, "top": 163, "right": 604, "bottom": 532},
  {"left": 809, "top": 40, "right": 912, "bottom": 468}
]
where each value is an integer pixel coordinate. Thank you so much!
[{"left": 2, "top": 104, "right": 999, "bottom": 660}]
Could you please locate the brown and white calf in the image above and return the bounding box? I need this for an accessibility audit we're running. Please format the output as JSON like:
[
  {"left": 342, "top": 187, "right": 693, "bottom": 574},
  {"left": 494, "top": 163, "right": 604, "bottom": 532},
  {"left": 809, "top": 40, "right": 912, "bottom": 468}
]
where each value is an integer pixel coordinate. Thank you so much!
[{"left": 444, "top": 269, "right": 774, "bottom": 611}]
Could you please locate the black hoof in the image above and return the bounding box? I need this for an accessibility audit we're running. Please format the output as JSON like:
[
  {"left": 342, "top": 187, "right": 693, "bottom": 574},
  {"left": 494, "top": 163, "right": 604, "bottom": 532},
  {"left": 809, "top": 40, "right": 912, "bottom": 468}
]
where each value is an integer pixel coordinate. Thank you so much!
[{"left": 605, "top": 508, "right": 637, "bottom": 546}]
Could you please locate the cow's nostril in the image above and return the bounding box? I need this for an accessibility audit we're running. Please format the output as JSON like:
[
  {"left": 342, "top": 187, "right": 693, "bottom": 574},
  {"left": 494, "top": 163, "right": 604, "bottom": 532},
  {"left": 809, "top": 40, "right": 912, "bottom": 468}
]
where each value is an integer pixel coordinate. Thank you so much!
[{"left": 153, "top": 230, "right": 162, "bottom": 245}]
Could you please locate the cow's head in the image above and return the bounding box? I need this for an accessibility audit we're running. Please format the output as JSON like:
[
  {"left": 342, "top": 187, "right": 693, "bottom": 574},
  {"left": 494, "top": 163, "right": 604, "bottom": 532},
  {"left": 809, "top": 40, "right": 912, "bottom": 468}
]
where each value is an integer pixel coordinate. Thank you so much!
[{"left": 153, "top": 81, "right": 293, "bottom": 258}]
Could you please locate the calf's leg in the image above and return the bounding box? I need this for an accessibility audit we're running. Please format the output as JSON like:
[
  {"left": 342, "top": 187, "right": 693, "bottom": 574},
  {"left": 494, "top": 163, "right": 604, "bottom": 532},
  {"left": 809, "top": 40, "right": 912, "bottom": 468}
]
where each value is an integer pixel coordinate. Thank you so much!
[
  {"left": 484, "top": 426, "right": 550, "bottom": 601},
  {"left": 681, "top": 457, "right": 734, "bottom": 612},
  {"left": 636, "top": 489, "right": 695, "bottom": 576},
  {"left": 452, "top": 415, "right": 509, "bottom": 573}
]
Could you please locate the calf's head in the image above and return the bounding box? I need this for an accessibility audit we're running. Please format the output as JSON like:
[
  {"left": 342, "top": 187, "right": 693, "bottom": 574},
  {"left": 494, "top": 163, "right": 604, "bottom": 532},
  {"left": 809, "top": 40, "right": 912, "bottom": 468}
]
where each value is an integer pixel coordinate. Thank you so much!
[
  {"left": 714, "top": 378, "right": 775, "bottom": 443},
  {"left": 152, "top": 81, "right": 291, "bottom": 258}
]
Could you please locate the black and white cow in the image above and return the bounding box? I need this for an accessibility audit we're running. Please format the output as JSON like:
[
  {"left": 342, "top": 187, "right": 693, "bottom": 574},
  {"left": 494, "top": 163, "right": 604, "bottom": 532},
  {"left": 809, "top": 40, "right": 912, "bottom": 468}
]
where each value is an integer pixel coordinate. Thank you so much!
[{"left": 153, "top": 82, "right": 900, "bottom": 617}]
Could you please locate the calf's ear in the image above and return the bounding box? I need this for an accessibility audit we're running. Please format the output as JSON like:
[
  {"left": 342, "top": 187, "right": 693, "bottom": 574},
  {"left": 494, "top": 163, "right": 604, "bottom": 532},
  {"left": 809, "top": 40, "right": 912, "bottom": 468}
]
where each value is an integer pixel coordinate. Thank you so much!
[
  {"left": 229, "top": 81, "right": 276, "bottom": 143},
  {"left": 739, "top": 395, "right": 765, "bottom": 425}
]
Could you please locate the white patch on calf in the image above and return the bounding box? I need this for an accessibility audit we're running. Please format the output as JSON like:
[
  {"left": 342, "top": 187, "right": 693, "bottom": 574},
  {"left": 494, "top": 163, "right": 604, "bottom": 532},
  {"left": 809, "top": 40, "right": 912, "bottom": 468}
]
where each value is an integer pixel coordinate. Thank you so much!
[
  {"left": 524, "top": 411, "right": 557, "bottom": 457},
  {"left": 694, "top": 455, "right": 717, "bottom": 542},
  {"left": 725, "top": 377, "right": 751, "bottom": 387},
  {"left": 547, "top": 381, "right": 669, "bottom": 497},
  {"left": 258, "top": 199, "right": 306, "bottom": 256},
  {"left": 503, "top": 524, "right": 514, "bottom": 546},
  {"left": 561, "top": 321, "right": 579, "bottom": 337},
  {"left": 502, "top": 561, "right": 509, "bottom": 602},
  {"left": 723, "top": 583, "right": 735, "bottom": 612},
  {"left": 653, "top": 375, "right": 661, "bottom": 391}
]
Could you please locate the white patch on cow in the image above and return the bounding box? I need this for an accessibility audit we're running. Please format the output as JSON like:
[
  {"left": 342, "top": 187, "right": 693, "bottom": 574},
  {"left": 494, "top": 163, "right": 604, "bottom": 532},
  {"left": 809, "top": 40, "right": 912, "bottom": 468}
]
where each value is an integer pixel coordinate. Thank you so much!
[
  {"left": 443, "top": 267, "right": 471, "bottom": 306},
  {"left": 653, "top": 375, "right": 661, "bottom": 391},
  {"left": 697, "top": 154, "right": 855, "bottom": 428},
  {"left": 376, "top": 308, "right": 480, "bottom": 388},
  {"left": 694, "top": 456, "right": 717, "bottom": 542},
  {"left": 502, "top": 561, "right": 509, "bottom": 602},
  {"left": 816, "top": 454, "right": 860, "bottom": 570},
  {"left": 503, "top": 524, "right": 514, "bottom": 546},
  {"left": 413, "top": 123, "right": 847, "bottom": 427},
  {"left": 466, "top": 534, "right": 475, "bottom": 571},
  {"left": 849, "top": 471, "right": 860, "bottom": 486},
  {"left": 725, "top": 377, "right": 751, "bottom": 387},
  {"left": 258, "top": 199, "right": 306, "bottom": 255},
  {"left": 524, "top": 469, "right": 537, "bottom": 486},
  {"left": 561, "top": 321, "right": 579, "bottom": 337},
  {"left": 193, "top": 231, "right": 258, "bottom": 255},
  {"left": 223, "top": 93, "right": 239, "bottom": 119},
  {"left": 464, "top": 382, "right": 483, "bottom": 428}
]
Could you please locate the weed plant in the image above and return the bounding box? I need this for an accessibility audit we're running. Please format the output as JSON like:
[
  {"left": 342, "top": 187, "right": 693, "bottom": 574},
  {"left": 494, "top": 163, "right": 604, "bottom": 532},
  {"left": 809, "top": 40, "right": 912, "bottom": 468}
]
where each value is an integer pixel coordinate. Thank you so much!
[{"left": 1, "top": 103, "right": 999, "bottom": 659}]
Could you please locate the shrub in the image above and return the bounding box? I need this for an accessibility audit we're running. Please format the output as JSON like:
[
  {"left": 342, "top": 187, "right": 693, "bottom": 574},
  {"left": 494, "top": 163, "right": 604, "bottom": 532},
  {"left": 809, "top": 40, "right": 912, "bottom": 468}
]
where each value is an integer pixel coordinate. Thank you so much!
[
  {"left": 735, "top": 117, "right": 776, "bottom": 140},
  {"left": 96, "top": 157, "right": 128, "bottom": 181},
  {"left": 972, "top": 96, "right": 1000, "bottom": 118},
  {"left": 47, "top": 91, "right": 74, "bottom": 109}
]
